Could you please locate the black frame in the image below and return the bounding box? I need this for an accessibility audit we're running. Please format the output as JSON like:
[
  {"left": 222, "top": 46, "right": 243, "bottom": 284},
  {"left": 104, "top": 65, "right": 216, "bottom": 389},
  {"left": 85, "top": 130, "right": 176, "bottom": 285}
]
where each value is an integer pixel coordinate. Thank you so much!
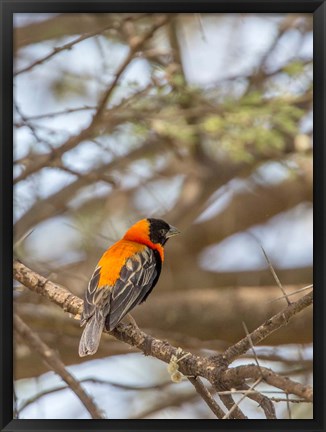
[{"left": 1, "top": 1, "right": 325, "bottom": 431}]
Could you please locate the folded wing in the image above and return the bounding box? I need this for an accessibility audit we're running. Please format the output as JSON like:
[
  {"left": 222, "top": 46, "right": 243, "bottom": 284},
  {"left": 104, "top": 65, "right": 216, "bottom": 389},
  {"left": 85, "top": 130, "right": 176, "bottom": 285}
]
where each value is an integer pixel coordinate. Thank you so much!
[{"left": 81, "top": 246, "right": 161, "bottom": 331}]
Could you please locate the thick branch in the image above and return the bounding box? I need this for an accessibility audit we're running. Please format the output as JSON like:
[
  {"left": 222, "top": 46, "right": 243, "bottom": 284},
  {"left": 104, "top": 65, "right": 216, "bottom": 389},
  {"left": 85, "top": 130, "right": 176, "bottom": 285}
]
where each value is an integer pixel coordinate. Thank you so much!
[
  {"left": 13, "top": 260, "right": 83, "bottom": 316},
  {"left": 14, "top": 283, "right": 312, "bottom": 379},
  {"left": 13, "top": 259, "right": 313, "bottom": 409},
  {"left": 188, "top": 377, "right": 225, "bottom": 418}
]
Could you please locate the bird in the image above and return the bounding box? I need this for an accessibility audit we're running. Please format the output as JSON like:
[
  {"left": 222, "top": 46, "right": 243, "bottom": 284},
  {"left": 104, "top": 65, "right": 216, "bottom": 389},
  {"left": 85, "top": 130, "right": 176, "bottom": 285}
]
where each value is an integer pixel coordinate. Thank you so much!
[{"left": 78, "top": 218, "right": 180, "bottom": 357}]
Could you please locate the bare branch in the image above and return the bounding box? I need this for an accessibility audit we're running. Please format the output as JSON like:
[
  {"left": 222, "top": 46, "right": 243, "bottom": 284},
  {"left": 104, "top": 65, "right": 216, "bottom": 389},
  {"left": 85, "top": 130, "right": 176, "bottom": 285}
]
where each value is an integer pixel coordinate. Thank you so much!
[
  {"left": 268, "top": 284, "right": 313, "bottom": 304},
  {"left": 188, "top": 376, "right": 225, "bottom": 418},
  {"left": 14, "top": 25, "right": 113, "bottom": 76},
  {"left": 14, "top": 314, "right": 104, "bottom": 419},
  {"left": 14, "top": 16, "right": 169, "bottom": 184},
  {"left": 223, "top": 365, "right": 313, "bottom": 402},
  {"left": 221, "top": 289, "right": 313, "bottom": 365},
  {"left": 222, "top": 378, "right": 262, "bottom": 420},
  {"left": 15, "top": 106, "right": 96, "bottom": 123},
  {"left": 242, "top": 321, "right": 263, "bottom": 373},
  {"left": 13, "top": 260, "right": 83, "bottom": 316},
  {"left": 13, "top": 259, "right": 314, "bottom": 416}
]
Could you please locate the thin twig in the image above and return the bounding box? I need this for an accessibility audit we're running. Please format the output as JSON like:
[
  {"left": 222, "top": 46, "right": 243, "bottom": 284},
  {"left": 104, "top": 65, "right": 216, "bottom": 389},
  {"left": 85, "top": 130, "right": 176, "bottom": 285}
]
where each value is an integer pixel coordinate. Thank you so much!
[
  {"left": 16, "top": 106, "right": 97, "bottom": 123},
  {"left": 268, "top": 284, "right": 313, "bottom": 304},
  {"left": 14, "top": 101, "right": 53, "bottom": 150},
  {"left": 222, "top": 378, "right": 262, "bottom": 419},
  {"left": 13, "top": 229, "right": 34, "bottom": 253},
  {"left": 217, "top": 388, "right": 309, "bottom": 397},
  {"left": 270, "top": 397, "right": 310, "bottom": 403},
  {"left": 242, "top": 321, "right": 262, "bottom": 374},
  {"left": 286, "top": 392, "right": 292, "bottom": 419},
  {"left": 14, "top": 25, "right": 113, "bottom": 76},
  {"left": 259, "top": 241, "right": 291, "bottom": 306},
  {"left": 218, "top": 390, "right": 248, "bottom": 419}
]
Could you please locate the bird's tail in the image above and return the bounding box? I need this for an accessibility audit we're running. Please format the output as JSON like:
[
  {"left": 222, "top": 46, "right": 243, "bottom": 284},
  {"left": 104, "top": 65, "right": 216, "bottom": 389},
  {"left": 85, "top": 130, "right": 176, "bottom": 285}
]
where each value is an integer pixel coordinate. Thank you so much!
[{"left": 78, "top": 312, "right": 105, "bottom": 357}]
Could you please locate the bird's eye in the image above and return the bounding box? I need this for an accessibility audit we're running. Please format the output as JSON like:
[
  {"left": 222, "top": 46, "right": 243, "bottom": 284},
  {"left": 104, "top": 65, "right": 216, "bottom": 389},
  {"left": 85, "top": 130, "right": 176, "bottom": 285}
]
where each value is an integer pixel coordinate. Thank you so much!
[{"left": 159, "top": 228, "right": 166, "bottom": 236}]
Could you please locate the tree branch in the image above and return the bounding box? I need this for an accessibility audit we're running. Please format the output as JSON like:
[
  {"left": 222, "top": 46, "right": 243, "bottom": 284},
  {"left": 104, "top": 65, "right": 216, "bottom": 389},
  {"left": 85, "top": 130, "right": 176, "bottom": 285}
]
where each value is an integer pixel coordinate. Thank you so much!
[
  {"left": 221, "top": 289, "right": 313, "bottom": 365},
  {"left": 13, "top": 259, "right": 313, "bottom": 419},
  {"left": 14, "top": 314, "right": 104, "bottom": 419},
  {"left": 187, "top": 377, "right": 225, "bottom": 418},
  {"left": 14, "top": 24, "right": 113, "bottom": 76},
  {"left": 14, "top": 135, "right": 165, "bottom": 241},
  {"left": 223, "top": 365, "right": 313, "bottom": 402},
  {"left": 13, "top": 15, "right": 170, "bottom": 185}
]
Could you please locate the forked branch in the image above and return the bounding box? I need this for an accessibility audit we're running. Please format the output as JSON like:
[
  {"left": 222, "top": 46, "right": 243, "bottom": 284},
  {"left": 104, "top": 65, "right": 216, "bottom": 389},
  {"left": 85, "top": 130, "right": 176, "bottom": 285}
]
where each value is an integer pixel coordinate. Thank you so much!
[{"left": 13, "top": 259, "right": 313, "bottom": 419}]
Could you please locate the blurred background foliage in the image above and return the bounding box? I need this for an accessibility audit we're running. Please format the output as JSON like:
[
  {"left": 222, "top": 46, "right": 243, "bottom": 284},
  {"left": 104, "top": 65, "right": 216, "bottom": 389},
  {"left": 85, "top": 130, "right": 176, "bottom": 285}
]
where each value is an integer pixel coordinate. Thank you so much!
[{"left": 13, "top": 12, "right": 312, "bottom": 419}]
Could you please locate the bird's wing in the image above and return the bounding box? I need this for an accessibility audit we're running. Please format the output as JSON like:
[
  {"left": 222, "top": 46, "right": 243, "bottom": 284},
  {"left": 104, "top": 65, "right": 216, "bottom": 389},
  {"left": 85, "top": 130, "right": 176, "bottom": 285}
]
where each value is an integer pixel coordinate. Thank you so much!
[
  {"left": 106, "top": 246, "right": 161, "bottom": 330},
  {"left": 81, "top": 246, "right": 161, "bottom": 330},
  {"left": 81, "top": 265, "right": 104, "bottom": 324}
]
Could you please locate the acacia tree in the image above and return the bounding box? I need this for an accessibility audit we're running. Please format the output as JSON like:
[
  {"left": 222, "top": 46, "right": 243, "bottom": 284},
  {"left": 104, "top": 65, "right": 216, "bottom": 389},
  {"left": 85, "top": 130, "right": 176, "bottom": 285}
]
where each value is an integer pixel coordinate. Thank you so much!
[{"left": 13, "top": 13, "right": 313, "bottom": 419}]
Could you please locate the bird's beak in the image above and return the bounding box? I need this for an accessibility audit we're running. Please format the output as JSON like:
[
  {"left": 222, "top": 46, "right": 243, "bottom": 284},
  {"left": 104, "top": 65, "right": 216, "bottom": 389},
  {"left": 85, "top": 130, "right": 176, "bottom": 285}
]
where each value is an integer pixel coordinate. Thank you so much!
[{"left": 166, "top": 225, "right": 180, "bottom": 238}]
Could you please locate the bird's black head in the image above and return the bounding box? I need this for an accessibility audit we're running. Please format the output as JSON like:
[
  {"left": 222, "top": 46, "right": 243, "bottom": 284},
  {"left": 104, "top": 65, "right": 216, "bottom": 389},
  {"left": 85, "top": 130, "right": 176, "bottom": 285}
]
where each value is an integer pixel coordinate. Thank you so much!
[{"left": 147, "top": 218, "right": 180, "bottom": 246}]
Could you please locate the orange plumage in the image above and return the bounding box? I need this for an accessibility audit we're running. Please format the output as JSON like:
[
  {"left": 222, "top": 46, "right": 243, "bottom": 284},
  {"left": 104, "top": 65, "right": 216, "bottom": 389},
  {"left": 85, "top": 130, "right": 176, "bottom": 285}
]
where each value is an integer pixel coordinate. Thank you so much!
[
  {"left": 96, "top": 241, "right": 148, "bottom": 289},
  {"left": 78, "top": 218, "right": 179, "bottom": 357}
]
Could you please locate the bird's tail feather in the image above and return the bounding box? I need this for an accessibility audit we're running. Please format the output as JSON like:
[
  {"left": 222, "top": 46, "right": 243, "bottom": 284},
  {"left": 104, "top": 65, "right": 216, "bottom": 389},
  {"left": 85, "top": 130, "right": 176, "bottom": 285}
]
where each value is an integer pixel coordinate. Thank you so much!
[{"left": 78, "top": 312, "right": 105, "bottom": 357}]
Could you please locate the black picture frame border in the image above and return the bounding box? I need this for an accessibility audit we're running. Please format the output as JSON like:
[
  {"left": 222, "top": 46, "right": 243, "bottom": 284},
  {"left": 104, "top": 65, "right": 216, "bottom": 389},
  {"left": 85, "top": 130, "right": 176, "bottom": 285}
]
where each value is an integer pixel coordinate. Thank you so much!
[{"left": 1, "top": 1, "right": 325, "bottom": 431}]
